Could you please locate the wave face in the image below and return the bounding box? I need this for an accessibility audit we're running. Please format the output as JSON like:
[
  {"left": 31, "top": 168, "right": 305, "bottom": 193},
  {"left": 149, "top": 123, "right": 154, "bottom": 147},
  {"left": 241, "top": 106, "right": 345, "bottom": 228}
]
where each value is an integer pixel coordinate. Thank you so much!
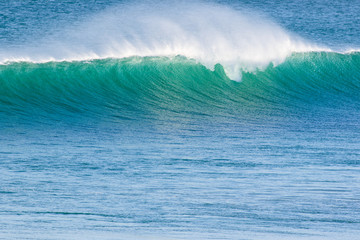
[{"left": 1, "top": 52, "right": 359, "bottom": 123}]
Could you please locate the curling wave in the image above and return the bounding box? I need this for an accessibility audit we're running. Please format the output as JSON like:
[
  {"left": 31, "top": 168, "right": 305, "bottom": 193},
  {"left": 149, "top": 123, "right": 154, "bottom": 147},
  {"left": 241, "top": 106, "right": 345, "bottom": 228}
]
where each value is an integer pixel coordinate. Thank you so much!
[{"left": 0, "top": 52, "right": 359, "bottom": 122}]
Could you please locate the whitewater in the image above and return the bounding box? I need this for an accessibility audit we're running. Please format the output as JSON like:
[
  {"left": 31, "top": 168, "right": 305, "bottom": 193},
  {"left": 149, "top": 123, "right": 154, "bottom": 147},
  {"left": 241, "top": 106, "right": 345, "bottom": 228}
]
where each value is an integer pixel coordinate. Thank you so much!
[{"left": 1, "top": 1, "right": 360, "bottom": 240}]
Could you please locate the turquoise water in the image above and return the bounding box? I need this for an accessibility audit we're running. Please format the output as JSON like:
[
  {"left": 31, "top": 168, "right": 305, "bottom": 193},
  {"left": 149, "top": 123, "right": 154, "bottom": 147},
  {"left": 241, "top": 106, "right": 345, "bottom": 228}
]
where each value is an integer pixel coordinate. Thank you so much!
[{"left": 1, "top": 1, "right": 360, "bottom": 239}]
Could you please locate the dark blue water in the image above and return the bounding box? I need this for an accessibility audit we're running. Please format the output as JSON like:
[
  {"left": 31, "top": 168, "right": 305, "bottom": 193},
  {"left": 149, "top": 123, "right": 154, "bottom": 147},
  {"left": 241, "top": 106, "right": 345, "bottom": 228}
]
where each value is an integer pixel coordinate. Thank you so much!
[{"left": 1, "top": 1, "right": 360, "bottom": 239}]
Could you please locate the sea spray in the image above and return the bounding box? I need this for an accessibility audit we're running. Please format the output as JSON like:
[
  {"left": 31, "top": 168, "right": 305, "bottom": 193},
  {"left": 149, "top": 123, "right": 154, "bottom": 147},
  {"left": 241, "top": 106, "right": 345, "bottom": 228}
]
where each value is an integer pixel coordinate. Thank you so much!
[{"left": 0, "top": 1, "right": 322, "bottom": 81}]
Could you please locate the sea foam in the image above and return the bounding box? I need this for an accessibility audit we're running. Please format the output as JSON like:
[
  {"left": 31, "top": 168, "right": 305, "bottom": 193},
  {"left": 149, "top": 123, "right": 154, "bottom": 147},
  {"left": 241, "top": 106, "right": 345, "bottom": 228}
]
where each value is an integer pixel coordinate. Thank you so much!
[{"left": 0, "top": 1, "right": 324, "bottom": 80}]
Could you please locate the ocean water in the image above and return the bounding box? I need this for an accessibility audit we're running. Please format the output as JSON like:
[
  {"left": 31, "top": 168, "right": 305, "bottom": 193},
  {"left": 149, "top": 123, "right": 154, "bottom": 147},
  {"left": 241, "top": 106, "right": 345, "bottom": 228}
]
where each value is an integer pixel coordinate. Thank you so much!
[{"left": 1, "top": 1, "right": 360, "bottom": 239}]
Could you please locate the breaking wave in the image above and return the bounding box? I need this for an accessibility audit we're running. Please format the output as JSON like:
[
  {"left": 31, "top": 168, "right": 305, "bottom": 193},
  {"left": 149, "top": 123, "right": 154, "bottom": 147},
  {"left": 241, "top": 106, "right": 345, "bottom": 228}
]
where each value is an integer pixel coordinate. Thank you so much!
[{"left": 0, "top": 52, "right": 359, "bottom": 122}]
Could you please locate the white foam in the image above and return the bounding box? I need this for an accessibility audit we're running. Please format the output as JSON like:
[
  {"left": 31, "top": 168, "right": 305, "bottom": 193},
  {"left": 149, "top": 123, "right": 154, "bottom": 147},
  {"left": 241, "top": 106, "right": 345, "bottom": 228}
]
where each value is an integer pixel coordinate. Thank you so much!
[
  {"left": 0, "top": 1, "right": 325, "bottom": 80},
  {"left": 343, "top": 48, "right": 360, "bottom": 54}
]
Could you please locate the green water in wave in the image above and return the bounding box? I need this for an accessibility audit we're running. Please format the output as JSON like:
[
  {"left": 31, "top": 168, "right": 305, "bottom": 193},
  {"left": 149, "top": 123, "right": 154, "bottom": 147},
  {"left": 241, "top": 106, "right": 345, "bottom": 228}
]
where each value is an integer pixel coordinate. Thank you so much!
[{"left": 0, "top": 52, "right": 359, "bottom": 122}]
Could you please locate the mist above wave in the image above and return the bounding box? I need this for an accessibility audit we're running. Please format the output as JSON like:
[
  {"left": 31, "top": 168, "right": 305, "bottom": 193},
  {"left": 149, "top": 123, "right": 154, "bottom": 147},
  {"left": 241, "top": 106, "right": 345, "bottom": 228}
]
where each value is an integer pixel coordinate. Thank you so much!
[{"left": 0, "top": 1, "right": 322, "bottom": 80}]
